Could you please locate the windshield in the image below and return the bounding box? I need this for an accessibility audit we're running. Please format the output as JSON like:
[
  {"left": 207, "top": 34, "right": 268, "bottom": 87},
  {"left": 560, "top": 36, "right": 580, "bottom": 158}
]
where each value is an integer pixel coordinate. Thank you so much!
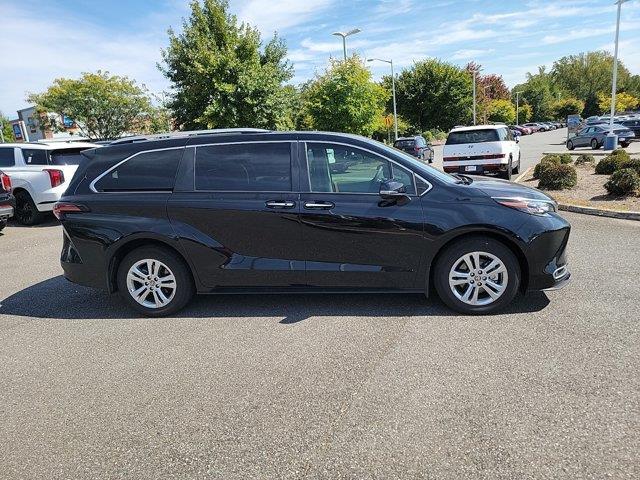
[
  {"left": 49, "top": 148, "right": 89, "bottom": 166},
  {"left": 445, "top": 129, "right": 499, "bottom": 145},
  {"left": 377, "top": 142, "right": 459, "bottom": 185},
  {"left": 394, "top": 140, "right": 415, "bottom": 148}
]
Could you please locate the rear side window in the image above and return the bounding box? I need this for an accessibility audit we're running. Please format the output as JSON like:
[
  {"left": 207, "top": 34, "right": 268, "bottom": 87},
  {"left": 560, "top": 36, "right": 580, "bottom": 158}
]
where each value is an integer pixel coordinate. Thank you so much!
[
  {"left": 195, "top": 142, "right": 292, "bottom": 191},
  {"left": 94, "top": 148, "right": 183, "bottom": 192},
  {"left": 0, "top": 148, "right": 14, "bottom": 167},
  {"left": 445, "top": 129, "right": 500, "bottom": 145},
  {"left": 49, "top": 149, "right": 89, "bottom": 166},
  {"left": 22, "top": 149, "right": 48, "bottom": 165},
  {"left": 394, "top": 140, "right": 415, "bottom": 148}
]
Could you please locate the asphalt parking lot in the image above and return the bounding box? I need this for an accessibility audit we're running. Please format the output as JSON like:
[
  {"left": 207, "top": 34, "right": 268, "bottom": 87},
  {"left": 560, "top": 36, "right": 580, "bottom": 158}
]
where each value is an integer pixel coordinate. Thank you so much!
[{"left": 1, "top": 209, "right": 639, "bottom": 479}]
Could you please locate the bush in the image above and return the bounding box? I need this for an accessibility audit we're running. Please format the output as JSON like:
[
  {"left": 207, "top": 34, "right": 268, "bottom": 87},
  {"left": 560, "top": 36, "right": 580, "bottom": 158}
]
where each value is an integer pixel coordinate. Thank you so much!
[
  {"left": 533, "top": 154, "right": 561, "bottom": 179},
  {"left": 559, "top": 153, "right": 573, "bottom": 164},
  {"left": 575, "top": 153, "right": 595, "bottom": 165},
  {"left": 538, "top": 163, "right": 578, "bottom": 190},
  {"left": 619, "top": 158, "right": 640, "bottom": 175},
  {"left": 595, "top": 154, "right": 625, "bottom": 174},
  {"left": 604, "top": 168, "right": 640, "bottom": 196},
  {"left": 610, "top": 148, "right": 631, "bottom": 162},
  {"left": 423, "top": 129, "right": 447, "bottom": 142}
]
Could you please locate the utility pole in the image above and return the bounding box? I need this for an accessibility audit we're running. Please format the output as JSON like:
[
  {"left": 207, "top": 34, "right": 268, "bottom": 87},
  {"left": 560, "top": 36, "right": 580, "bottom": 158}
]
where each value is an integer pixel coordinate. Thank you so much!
[
  {"left": 605, "top": 0, "right": 630, "bottom": 149},
  {"left": 367, "top": 58, "right": 398, "bottom": 140},
  {"left": 515, "top": 91, "right": 521, "bottom": 125},
  {"left": 472, "top": 70, "right": 477, "bottom": 126}
]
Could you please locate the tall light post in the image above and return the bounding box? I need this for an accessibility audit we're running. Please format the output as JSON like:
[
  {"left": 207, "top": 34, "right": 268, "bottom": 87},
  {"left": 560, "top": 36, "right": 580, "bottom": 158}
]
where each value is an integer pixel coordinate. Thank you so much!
[
  {"left": 514, "top": 91, "right": 521, "bottom": 125},
  {"left": 605, "top": 0, "right": 631, "bottom": 150},
  {"left": 332, "top": 28, "right": 361, "bottom": 61},
  {"left": 483, "top": 85, "right": 491, "bottom": 124},
  {"left": 368, "top": 58, "right": 398, "bottom": 140},
  {"left": 472, "top": 70, "right": 477, "bottom": 125}
]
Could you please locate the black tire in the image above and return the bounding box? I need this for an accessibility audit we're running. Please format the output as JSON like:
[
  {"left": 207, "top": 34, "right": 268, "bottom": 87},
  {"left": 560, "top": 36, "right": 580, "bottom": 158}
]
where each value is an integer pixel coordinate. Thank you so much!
[
  {"left": 512, "top": 154, "right": 521, "bottom": 174},
  {"left": 116, "top": 246, "right": 195, "bottom": 317},
  {"left": 0, "top": 220, "right": 6, "bottom": 232},
  {"left": 590, "top": 138, "right": 600, "bottom": 150},
  {"left": 433, "top": 236, "right": 521, "bottom": 315},
  {"left": 499, "top": 157, "right": 512, "bottom": 180},
  {"left": 567, "top": 140, "right": 575, "bottom": 150},
  {"left": 620, "top": 142, "right": 629, "bottom": 148},
  {"left": 14, "top": 190, "right": 44, "bottom": 226}
]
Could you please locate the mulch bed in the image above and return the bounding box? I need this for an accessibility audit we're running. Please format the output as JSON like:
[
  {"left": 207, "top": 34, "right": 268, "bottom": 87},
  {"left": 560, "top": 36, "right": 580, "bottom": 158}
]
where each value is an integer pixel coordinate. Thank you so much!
[{"left": 520, "top": 163, "right": 640, "bottom": 212}]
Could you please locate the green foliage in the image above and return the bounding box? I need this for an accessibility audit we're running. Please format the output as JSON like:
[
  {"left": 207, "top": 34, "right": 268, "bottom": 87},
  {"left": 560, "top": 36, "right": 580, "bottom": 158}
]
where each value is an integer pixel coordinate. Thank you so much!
[
  {"left": 538, "top": 164, "right": 578, "bottom": 190},
  {"left": 1, "top": 112, "right": 15, "bottom": 142},
  {"left": 620, "top": 158, "right": 640, "bottom": 175},
  {"left": 159, "top": 0, "right": 293, "bottom": 130},
  {"left": 394, "top": 59, "right": 472, "bottom": 131},
  {"left": 604, "top": 168, "right": 640, "bottom": 196},
  {"left": 597, "top": 92, "right": 639, "bottom": 114},
  {"left": 511, "top": 66, "right": 559, "bottom": 121},
  {"left": 534, "top": 155, "right": 561, "bottom": 179},
  {"left": 551, "top": 98, "right": 584, "bottom": 120},
  {"left": 371, "top": 114, "right": 413, "bottom": 143},
  {"left": 486, "top": 99, "right": 516, "bottom": 124},
  {"left": 575, "top": 153, "right": 595, "bottom": 165},
  {"left": 595, "top": 150, "right": 630, "bottom": 174},
  {"left": 422, "top": 129, "right": 447, "bottom": 142},
  {"left": 552, "top": 51, "right": 631, "bottom": 116},
  {"left": 559, "top": 153, "right": 573, "bottom": 164},
  {"left": 304, "top": 56, "right": 387, "bottom": 136},
  {"left": 27, "top": 71, "right": 151, "bottom": 140},
  {"left": 517, "top": 103, "right": 532, "bottom": 123}
]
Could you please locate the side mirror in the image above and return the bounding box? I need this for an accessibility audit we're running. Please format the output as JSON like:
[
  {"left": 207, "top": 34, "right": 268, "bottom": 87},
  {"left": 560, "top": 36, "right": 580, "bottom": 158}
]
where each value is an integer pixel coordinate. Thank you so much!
[{"left": 379, "top": 180, "right": 407, "bottom": 199}]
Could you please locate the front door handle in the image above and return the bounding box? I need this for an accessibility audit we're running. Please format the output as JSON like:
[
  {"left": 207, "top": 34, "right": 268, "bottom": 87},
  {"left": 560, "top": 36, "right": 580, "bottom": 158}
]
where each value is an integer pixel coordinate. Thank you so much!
[
  {"left": 266, "top": 200, "right": 295, "bottom": 209},
  {"left": 304, "top": 201, "right": 334, "bottom": 210}
]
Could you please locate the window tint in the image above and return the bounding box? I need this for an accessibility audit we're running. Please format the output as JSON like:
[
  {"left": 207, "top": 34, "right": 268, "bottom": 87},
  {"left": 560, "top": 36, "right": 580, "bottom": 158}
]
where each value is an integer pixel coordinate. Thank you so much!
[
  {"left": 94, "top": 149, "right": 183, "bottom": 192},
  {"left": 307, "top": 143, "right": 415, "bottom": 195},
  {"left": 0, "top": 148, "right": 14, "bottom": 167},
  {"left": 393, "top": 140, "right": 415, "bottom": 148},
  {"left": 195, "top": 142, "right": 291, "bottom": 191},
  {"left": 49, "top": 149, "right": 88, "bottom": 166},
  {"left": 445, "top": 129, "right": 500, "bottom": 145},
  {"left": 22, "top": 149, "right": 48, "bottom": 165}
]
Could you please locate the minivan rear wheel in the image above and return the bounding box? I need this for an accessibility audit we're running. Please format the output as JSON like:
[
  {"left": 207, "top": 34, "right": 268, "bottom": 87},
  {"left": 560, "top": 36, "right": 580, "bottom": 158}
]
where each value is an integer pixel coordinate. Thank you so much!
[
  {"left": 433, "top": 237, "right": 520, "bottom": 314},
  {"left": 117, "top": 246, "right": 194, "bottom": 317}
]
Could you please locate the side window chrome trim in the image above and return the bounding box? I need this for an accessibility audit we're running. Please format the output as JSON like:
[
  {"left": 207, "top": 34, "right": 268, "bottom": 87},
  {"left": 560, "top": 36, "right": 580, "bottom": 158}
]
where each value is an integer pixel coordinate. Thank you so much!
[
  {"left": 303, "top": 140, "right": 433, "bottom": 197},
  {"left": 89, "top": 146, "right": 185, "bottom": 193}
]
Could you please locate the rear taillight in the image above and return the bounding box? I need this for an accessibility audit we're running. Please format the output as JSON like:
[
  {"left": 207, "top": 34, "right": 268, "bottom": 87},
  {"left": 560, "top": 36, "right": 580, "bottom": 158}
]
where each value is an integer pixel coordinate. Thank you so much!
[
  {"left": 0, "top": 172, "right": 11, "bottom": 192},
  {"left": 44, "top": 169, "right": 65, "bottom": 188},
  {"left": 53, "top": 202, "right": 89, "bottom": 220},
  {"left": 414, "top": 146, "right": 420, "bottom": 152}
]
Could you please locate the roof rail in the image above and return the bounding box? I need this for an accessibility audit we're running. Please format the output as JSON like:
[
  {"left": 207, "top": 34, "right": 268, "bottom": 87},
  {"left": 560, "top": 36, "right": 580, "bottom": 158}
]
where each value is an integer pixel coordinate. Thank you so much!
[{"left": 108, "top": 128, "right": 270, "bottom": 145}]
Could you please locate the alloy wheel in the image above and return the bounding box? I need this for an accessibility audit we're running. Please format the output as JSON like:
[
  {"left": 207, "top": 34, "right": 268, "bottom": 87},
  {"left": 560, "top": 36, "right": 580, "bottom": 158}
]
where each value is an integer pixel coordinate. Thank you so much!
[
  {"left": 126, "top": 259, "right": 177, "bottom": 309},
  {"left": 448, "top": 251, "right": 508, "bottom": 306}
]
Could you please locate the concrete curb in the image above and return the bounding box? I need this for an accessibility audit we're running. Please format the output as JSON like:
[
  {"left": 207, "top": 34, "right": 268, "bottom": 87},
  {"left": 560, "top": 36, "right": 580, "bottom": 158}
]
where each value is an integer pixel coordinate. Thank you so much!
[
  {"left": 557, "top": 204, "right": 640, "bottom": 221},
  {"left": 514, "top": 165, "right": 640, "bottom": 221}
]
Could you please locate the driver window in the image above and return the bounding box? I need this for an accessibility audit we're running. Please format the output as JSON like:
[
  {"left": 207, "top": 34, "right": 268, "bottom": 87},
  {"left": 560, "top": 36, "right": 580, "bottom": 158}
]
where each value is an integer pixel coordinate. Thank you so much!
[{"left": 307, "top": 143, "right": 415, "bottom": 194}]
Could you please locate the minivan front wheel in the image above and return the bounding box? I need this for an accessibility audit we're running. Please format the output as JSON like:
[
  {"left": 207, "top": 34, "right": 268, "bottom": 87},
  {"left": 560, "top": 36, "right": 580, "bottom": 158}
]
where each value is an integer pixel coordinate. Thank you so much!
[
  {"left": 433, "top": 237, "right": 520, "bottom": 314},
  {"left": 117, "top": 246, "right": 194, "bottom": 317}
]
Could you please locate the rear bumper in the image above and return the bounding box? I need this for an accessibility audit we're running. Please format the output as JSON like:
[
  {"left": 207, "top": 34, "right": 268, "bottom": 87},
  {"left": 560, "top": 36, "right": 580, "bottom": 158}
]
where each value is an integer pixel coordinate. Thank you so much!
[{"left": 444, "top": 162, "right": 508, "bottom": 174}]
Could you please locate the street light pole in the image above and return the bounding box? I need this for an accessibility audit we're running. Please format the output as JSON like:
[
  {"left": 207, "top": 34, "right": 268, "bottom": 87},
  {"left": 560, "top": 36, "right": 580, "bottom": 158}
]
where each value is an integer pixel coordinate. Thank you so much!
[
  {"left": 368, "top": 58, "right": 398, "bottom": 140},
  {"left": 472, "top": 70, "right": 477, "bottom": 125},
  {"left": 515, "top": 91, "right": 521, "bottom": 125},
  {"left": 606, "top": 0, "right": 630, "bottom": 149},
  {"left": 331, "top": 28, "right": 361, "bottom": 61}
]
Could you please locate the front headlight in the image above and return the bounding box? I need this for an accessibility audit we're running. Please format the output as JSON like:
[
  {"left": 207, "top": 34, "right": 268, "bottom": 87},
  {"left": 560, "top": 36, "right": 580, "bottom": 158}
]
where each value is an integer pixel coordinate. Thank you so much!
[{"left": 493, "top": 197, "right": 557, "bottom": 216}]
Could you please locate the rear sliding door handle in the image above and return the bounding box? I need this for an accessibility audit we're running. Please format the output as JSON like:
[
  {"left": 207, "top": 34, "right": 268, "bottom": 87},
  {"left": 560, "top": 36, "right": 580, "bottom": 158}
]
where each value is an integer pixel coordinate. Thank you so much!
[
  {"left": 266, "top": 200, "right": 295, "bottom": 209},
  {"left": 304, "top": 201, "right": 334, "bottom": 210}
]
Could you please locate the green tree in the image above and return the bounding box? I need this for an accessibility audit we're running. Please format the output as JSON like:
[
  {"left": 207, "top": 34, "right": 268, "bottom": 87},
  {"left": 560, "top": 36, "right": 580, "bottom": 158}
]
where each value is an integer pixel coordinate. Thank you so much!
[
  {"left": 28, "top": 71, "right": 152, "bottom": 140},
  {"left": 512, "top": 66, "right": 558, "bottom": 121},
  {"left": 550, "top": 98, "right": 585, "bottom": 120},
  {"left": 551, "top": 51, "right": 630, "bottom": 115},
  {"left": 486, "top": 99, "right": 516, "bottom": 124},
  {"left": 304, "top": 56, "right": 387, "bottom": 136},
  {"left": 517, "top": 103, "right": 532, "bottom": 123},
  {"left": 1, "top": 112, "right": 15, "bottom": 142},
  {"left": 159, "top": 0, "right": 293, "bottom": 130},
  {"left": 395, "top": 59, "right": 472, "bottom": 131}
]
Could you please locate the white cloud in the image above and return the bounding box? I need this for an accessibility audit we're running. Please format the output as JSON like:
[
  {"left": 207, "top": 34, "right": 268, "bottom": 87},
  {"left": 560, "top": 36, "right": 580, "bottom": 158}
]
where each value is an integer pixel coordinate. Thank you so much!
[
  {"left": 451, "top": 49, "right": 495, "bottom": 60},
  {"left": 235, "top": 0, "right": 334, "bottom": 34}
]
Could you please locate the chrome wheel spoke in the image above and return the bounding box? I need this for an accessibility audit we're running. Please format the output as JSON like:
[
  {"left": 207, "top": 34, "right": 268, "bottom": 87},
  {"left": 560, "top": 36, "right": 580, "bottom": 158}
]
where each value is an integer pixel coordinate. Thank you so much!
[
  {"left": 449, "top": 251, "right": 509, "bottom": 306},
  {"left": 127, "top": 259, "right": 176, "bottom": 309}
]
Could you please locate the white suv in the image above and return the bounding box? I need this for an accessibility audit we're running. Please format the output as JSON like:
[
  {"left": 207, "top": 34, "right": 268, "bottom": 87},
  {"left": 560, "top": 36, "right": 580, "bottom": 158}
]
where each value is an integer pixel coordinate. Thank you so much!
[
  {"left": 442, "top": 125, "right": 520, "bottom": 180},
  {"left": 0, "top": 142, "right": 98, "bottom": 224}
]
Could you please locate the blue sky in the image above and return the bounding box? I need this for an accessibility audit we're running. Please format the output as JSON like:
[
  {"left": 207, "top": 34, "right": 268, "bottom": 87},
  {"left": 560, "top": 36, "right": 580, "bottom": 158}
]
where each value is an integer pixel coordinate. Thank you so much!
[{"left": 1, "top": 0, "right": 639, "bottom": 116}]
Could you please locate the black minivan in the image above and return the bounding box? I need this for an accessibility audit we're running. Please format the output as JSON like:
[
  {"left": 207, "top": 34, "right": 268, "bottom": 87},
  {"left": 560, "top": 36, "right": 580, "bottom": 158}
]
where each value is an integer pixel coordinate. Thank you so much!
[{"left": 56, "top": 130, "right": 571, "bottom": 316}]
